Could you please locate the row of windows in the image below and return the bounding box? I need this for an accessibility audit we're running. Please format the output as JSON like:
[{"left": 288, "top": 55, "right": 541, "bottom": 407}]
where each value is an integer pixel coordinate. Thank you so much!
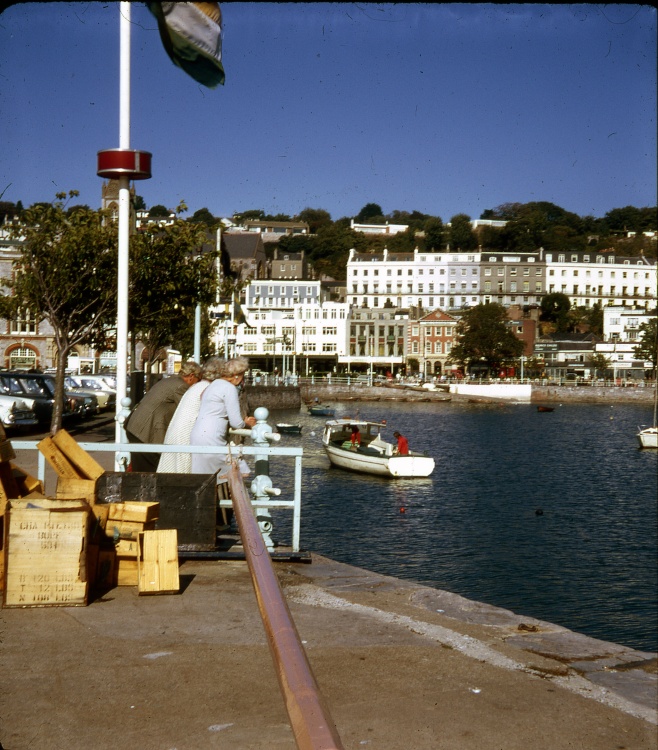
[
  {"left": 411, "top": 341, "right": 453, "bottom": 354},
  {"left": 548, "top": 269, "right": 652, "bottom": 279}
]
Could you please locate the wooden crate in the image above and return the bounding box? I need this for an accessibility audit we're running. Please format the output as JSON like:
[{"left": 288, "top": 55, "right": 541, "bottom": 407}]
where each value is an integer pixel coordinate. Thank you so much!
[
  {"left": 37, "top": 436, "right": 81, "bottom": 479},
  {"left": 107, "top": 501, "right": 159, "bottom": 524},
  {"left": 10, "top": 463, "right": 44, "bottom": 497},
  {"left": 138, "top": 529, "right": 179, "bottom": 595},
  {"left": 3, "top": 499, "right": 90, "bottom": 607},
  {"left": 56, "top": 477, "right": 97, "bottom": 504},
  {"left": 0, "top": 439, "right": 16, "bottom": 463},
  {"left": 105, "top": 519, "right": 157, "bottom": 541},
  {"left": 114, "top": 537, "right": 140, "bottom": 558},
  {"left": 116, "top": 558, "right": 139, "bottom": 587},
  {"left": 51, "top": 430, "right": 105, "bottom": 480}
]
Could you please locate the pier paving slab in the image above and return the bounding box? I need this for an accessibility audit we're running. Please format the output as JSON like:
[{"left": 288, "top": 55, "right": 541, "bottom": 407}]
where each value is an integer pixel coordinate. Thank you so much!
[{"left": 1, "top": 554, "right": 656, "bottom": 750}]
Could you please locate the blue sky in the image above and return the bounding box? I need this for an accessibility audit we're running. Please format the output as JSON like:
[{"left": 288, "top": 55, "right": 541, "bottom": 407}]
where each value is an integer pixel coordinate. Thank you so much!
[{"left": 1, "top": 3, "right": 656, "bottom": 222}]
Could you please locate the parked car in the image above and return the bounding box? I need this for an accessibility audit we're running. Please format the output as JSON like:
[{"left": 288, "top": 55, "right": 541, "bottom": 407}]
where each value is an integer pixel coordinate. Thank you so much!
[
  {"left": 66, "top": 376, "right": 115, "bottom": 411},
  {"left": 0, "top": 393, "right": 39, "bottom": 431},
  {"left": 0, "top": 372, "right": 98, "bottom": 425}
]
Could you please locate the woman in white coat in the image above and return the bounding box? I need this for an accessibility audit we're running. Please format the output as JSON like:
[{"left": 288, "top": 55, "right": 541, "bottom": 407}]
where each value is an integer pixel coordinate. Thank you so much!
[{"left": 189, "top": 356, "right": 256, "bottom": 476}]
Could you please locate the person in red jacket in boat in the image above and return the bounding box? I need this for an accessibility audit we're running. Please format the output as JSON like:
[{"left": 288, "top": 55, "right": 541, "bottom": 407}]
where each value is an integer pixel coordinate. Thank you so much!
[{"left": 393, "top": 431, "right": 409, "bottom": 455}]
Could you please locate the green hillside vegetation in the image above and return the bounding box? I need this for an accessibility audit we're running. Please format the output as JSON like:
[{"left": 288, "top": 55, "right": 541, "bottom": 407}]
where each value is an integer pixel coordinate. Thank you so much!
[{"left": 1, "top": 199, "right": 655, "bottom": 283}]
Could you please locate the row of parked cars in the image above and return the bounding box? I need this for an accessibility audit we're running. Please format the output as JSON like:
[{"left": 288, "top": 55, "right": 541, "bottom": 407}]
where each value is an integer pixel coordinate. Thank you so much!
[{"left": 0, "top": 371, "right": 117, "bottom": 432}]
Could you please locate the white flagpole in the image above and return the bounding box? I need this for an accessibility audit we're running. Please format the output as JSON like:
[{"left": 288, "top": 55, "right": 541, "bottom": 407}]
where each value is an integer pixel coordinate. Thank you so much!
[{"left": 116, "top": 1, "right": 131, "bottom": 464}]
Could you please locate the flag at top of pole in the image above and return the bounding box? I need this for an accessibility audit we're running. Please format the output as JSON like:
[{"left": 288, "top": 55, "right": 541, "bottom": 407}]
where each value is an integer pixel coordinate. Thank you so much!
[{"left": 148, "top": 2, "right": 225, "bottom": 88}]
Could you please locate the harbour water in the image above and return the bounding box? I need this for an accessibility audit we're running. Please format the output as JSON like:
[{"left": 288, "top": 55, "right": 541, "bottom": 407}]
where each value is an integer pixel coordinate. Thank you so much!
[{"left": 269, "top": 400, "right": 658, "bottom": 653}]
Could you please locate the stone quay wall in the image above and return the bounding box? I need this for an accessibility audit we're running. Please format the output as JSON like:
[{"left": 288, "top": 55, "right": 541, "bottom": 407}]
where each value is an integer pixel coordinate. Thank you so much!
[
  {"left": 531, "top": 384, "right": 655, "bottom": 404},
  {"left": 246, "top": 383, "right": 656, "bottom": 410}
]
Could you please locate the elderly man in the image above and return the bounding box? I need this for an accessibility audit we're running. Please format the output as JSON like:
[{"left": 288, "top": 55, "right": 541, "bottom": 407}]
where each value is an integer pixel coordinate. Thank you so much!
[{"left": 125, "top": 360, "right": 202, "bottom": 471}]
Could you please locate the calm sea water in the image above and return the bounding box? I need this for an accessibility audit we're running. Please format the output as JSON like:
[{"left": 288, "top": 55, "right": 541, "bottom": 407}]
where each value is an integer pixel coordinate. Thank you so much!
[{"left": 267, "top": 399, "right": 657, "bottom": 653}]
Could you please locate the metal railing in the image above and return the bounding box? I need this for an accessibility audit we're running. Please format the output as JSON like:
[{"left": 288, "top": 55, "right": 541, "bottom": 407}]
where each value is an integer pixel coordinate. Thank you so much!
[
  {"left": 12, "top": 421, "right": 304, "bottom": 552},
  {"left": 226, "top": 462, "right": 344, "bottom": 750}
]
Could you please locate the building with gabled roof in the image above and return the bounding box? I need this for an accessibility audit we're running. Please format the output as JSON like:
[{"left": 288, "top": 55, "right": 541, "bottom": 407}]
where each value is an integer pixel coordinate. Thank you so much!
[{"left": 223, "top": 233, "right": 267, "bottom": 282}]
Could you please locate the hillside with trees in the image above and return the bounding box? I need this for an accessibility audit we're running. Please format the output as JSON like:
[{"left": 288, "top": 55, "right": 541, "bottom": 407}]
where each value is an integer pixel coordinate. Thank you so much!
[{"left": 2, "top": 198, "right": 655, "bottom": 283}]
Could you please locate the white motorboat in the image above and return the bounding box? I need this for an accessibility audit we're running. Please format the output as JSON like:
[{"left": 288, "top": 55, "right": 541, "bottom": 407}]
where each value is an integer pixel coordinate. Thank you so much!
[{"left": 322, "top": 418, "right": 435, "bottom": 478}]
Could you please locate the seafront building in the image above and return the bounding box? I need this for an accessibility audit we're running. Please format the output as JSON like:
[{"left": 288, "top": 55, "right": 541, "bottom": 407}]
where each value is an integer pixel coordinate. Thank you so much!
[{"left": 0, "top": 190, "right": 655, "bottom": 377}]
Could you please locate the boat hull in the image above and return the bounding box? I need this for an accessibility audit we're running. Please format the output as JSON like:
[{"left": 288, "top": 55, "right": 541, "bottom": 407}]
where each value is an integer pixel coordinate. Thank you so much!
[
  {"left": 637, "top": 427, "right": 658, "bottom": 449},
  {"left": 276, "top": 424, "right": 302, "bottom": 434},
  {"left": 323, "top": 444, "right": 435, "bottom": 478}
]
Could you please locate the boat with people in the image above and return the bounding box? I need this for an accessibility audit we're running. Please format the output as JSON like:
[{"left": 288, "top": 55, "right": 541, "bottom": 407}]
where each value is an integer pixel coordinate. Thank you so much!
[{"left": 321, "top": 418, "right": 435, "bottom": 478}]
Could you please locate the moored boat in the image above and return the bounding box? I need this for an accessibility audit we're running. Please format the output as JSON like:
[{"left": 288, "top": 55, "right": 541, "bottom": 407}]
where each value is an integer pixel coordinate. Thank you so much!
[
  {"left": 537, "top": 405, "right": 555, "bottom": 412},
  {"left": 276, "top": 423, "right": 303, "bottom": 435},
  {"left": 637, "top": 426, "right": 658, "bottom": 449},
  {"left": 308, "top": 404, "right": 335, "bottom": 416},
  {"left": 322, "top": 418, "right": 434, "bottom": 478}
]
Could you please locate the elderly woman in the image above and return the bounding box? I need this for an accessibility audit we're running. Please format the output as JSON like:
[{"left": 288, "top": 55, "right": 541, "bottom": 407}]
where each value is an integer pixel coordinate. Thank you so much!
[
  {"left": 156, "top": 359, "right": 217, "bottom": 474},
  {"left": 189, "top": 356, "right": 257, "bottom": 476}
]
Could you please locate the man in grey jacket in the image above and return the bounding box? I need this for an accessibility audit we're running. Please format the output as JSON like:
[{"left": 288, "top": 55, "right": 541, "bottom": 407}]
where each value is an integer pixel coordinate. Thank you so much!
[{"left": 126, "top": 360, "right": 202, "bottom": 471}]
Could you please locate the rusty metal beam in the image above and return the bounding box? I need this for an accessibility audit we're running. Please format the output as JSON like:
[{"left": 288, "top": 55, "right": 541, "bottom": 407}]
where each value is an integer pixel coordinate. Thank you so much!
[{"left": 227, "top": 463, "right": 344, "bottom": 750}]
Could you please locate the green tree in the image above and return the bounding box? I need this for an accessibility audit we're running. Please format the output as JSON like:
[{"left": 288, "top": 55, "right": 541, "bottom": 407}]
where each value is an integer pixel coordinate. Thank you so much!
[
  {"left": 448, "top": 303, "right": 524, "bottom": 374},
  {"left": 587, "top": 353, "right": 612, "bottom": 379},
  {"left": 0, "top": 192, "right": 118, "bottom": 432},
  {"left": 133, "top": 195, "right": 146, "bottom": 210},
  {"left": 448, "top": 214, "right": 477, "bottom": 250},
  {"left": 297, "top": 207, "right": 332, "bottom": 234},
  {"left": 188, "top": 207, "right": 219, "bottom": 227},
  {"left": 634, "top": 318, "right": 658, "bottom": 376},
  {"left": 356, "top": 203, "right": 384, "bottom": 223},
  {"left": 129, "top": 220, "right": 218, "bottom": 376},
  {"left": 540, "top": 292, "right": 572, "bottom": 332},
  {"left": 149, "top": 204, "right": 170, "bottom": 218},
  {"left": 423, "top": 217, "right": 444, "bottom": 251}
]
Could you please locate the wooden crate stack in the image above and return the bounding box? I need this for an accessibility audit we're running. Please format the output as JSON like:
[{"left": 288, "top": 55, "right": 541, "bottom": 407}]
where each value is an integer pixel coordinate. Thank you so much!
[{"left": 1, "top": 429, "right": 179, "bottom": 606}]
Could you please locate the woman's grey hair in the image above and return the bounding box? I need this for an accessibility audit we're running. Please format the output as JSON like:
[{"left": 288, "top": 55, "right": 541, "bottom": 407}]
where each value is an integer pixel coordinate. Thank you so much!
[
  {"left": 201, "top": 356, "right": 250, "bottom": 382},
  {"left": 223, "top": 356, "right": 250, "bottom": 378},
  {"left": 201, "top": 357, "right": 226, "bottom": 382}
]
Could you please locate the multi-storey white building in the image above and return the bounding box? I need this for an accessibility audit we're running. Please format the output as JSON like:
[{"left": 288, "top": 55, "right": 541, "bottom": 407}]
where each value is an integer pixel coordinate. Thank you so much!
[
  {"left": 246, "top": 279, "right": 322, "bottom": 308},
  {"left": 347, "top": 248, "right": 545, "bottom": 311},
  {"left": 237, "top": 301, "right": 349, "bottom": 375},
  {"left": 594, "top": 305, "right": 656, "bottom": 379},
  {"left": 545, "top": 251, "right": 656, "bottom": 309}
]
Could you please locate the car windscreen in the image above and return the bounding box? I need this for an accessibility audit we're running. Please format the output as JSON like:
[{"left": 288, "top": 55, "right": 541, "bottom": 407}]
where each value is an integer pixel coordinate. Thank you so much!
[{"left": 0, "top": 376, "right": 24, "bottom": 395}]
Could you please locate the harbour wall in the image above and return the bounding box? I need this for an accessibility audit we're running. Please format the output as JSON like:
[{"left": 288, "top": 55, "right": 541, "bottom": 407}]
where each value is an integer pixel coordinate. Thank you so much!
[{"left": 246, "top": 382, "right": 655, "bottom": 410}]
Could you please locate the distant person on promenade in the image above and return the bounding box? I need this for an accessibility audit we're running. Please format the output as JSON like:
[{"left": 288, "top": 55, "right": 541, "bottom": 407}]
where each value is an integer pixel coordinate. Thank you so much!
[
  {"left": 125, "top": 360, "right": 202, "bottom": 471},
  {"left": 393, "top": 431, "right": 409, "bottom": 455},
  {"left": 189, "top": 356, "right": 257, "bottom": 478}
]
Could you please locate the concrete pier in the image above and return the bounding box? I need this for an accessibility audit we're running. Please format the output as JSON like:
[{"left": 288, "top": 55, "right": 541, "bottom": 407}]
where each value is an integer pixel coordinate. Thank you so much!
[{"left": 1, "top": 554, "right": 655, "bottom": 749}]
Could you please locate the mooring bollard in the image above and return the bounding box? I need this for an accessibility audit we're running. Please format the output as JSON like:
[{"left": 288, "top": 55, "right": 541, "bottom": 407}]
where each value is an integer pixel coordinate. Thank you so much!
[
  {"left": 248, "top": 406, "right": 281, "bottom": 550},
  {"left": 115, "top": 396, "right": 132, "bottom": 471}
]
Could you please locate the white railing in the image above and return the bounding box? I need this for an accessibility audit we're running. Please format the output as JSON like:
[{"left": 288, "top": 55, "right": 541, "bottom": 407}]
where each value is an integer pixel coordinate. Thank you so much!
[{"left": 11, "top": 439, "right": 304, "bottom": 553}]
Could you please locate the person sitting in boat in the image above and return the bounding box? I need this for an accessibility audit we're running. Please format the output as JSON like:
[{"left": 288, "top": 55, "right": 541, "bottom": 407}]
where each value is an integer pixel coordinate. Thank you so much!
[
  {"left": 393, "top": 431, "right": 409, "bottom": 455},
  {"left": 350, "top": 425, "right": 361, "bottom": 449}
]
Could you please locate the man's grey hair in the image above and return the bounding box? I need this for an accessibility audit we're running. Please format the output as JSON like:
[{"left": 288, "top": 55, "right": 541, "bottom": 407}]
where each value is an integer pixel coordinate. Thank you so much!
[{"left": 179, "top": 360, "right": 202, "bottom": 378}]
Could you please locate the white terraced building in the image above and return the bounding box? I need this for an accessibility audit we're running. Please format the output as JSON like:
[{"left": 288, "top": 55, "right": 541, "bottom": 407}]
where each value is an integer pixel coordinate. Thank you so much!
[
  {"left": 347, "top": 247, "right": 656, "bottom": 312},
  {"left": 544, "top": 251, "right": 656, "bottom": 309},
  {"left": 594, "top": 305, "right": 657, "bottom": 380}
]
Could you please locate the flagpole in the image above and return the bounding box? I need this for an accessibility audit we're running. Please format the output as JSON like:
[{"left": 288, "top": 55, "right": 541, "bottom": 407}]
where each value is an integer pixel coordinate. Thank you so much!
[{"left": 116, "top": 1, "right": 131, "bottom": 464}]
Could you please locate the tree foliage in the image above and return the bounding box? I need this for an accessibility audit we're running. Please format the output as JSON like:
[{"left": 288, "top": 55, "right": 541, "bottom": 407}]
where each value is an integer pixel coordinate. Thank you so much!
[
  {"left": 129, "top": 221, "right": 218, "bottom": 374},
  {"left": 634, "top": 318, "right": 658, "bottom": 374},
  {"left": 1, "top": 192, "right": 118, "bottom": 432},
  {"left": 356, "top": 203, "right": 384, "bottom": 223},
  {"left": 448, "top": 303, "right": 524, "bottom": 373},
  {"left": 448, "top": 213, "right": 477, "bottom": 250},
  {"left": 540, "top": 292, "right": 572, "bottom": 332}
]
